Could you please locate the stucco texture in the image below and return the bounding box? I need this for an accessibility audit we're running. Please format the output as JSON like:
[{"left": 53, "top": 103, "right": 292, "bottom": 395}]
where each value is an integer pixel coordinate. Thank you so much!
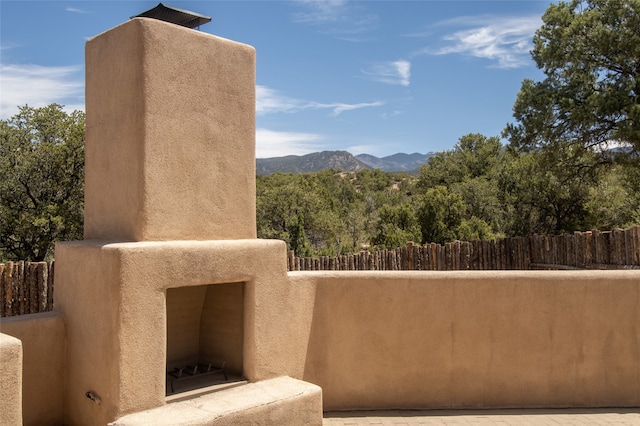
[
  {"left": 0, "top": 312, "right": 65, "bottom": 426},
  {"left": 0, "top": 333, "right": 23, "bottom": 426},
  {"left": 111, "top": 376, "right": 323, "bottom": 426},
  {"left": 84, "top": 18, "right": 256, "bottom": 242},
  {"left": 290, "top": 270, "right": 640, "bottom": 410},
  {"left": 54, "top": 239, "right": 301, "bottom": 425}
]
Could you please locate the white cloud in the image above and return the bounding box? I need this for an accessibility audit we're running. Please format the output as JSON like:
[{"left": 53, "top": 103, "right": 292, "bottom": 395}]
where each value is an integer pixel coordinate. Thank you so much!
[
  {"left": 361, "top": 60, "right": 411, "bottom": 86},
  {"left": 0, "top": 64, "right": 84, "bottom": 119},
  {"left": 292, "top": 0, "right": 378, "bottom": 40},
  {"left": 66, "top": 7, "right": 90, "bottom": 14},
  {"left": 293, "top": 0, "right": 348, "bottom": 24},
  {"left": 328, "top": 101, "right": 385, "bottom": 116},
  {"left": 256, "top": 128, "right": 325, "bottom": 158},
  {"left": 256, "top": 85, "right": 304, "bottom": 115},
  {"left": 423, "top": 15, "right": 541, "bottom": 69},
  {"left": 256, "top": 85, "right": 383, "bottom": 117}
]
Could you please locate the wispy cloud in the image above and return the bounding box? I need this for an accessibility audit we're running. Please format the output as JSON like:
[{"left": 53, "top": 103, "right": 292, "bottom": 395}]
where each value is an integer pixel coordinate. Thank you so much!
[
  {"left": 293, "top": 0, "right": 348, "bottom": 24},
  {"left": 256, "top": 85, "right": 383, "bottom": 117},
  {"left": 381, "top": 110, "right": 403, "bottom": 120},
  {"left": 66, "top": 7, "right": 90, "bottom": 14},
  {"left": 0, "top": 64, "right": 84, "bottom": 119},
  {"left": 1, "top": 42, "right": 21, "bottom": 51},
  {"left": 329, "top": 101, "right": 384, "bottom": 116},
  {"left": 256, "top": 86, "right": 305, "bottom": 115},
  {"left": 361, "top": 60, "right": 411, "bottom": 86},
  {"left": 420, "top": 15, "right": 541, "bottom": 69},
  {"left": 292, "top": 0, "right": 378, "bottom": 40},
  {"left": 256, "top": 128, "right": 325, "bottom": 158}
]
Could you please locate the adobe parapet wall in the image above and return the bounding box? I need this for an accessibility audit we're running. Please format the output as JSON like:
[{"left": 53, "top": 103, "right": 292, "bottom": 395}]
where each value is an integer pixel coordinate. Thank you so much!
[
  {"left": 289, "top": 270, "right": 640, "bottom": 410},
  {"left": 2, "top": 270, "right": 639, "bottom": 424},
  {"left": 0, "top": 311, "right": 64, "bottom": 426}
]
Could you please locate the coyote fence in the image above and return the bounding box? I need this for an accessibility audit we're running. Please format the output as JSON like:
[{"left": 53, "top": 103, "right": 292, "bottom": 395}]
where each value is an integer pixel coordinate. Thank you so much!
[
  {"left": 2, "top": 227, "right": 639, "bottom": 317},
  {"left": 288, "top": 226, "right": 640, "bottom": 271},
  {"left": 0, "top": 261, "right": 54, "bottom": 318}
]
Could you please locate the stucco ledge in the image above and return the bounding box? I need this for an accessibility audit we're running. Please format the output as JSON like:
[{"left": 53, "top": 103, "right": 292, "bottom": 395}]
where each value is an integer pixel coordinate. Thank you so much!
[{"left": 109, "top": 376, "right": 322, "bottom": 426}]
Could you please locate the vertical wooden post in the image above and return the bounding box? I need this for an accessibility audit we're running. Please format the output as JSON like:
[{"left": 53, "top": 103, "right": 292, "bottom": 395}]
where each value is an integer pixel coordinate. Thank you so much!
[
  {"left": 28, "top": 262, "right": 38, "bottom": 313},
  {"left": 631, "top": 226, "right": 640, "bottom": 265},
  {"left": 613, "top": 228, "right": 624, "bottom": 265},
  {"left": 0, "top": 263, "right": 5, "bottom": 317},
  {"left": 407, "top": 242, "right": 415, "bottom": 270},
  {"left": 37, "top": 262, "right": 48, "bottom": 312},
  {"left": 16, "top": 261, "right": 25, "bottom": 316},
  {"left": 47, "top": 260, "right": 55, "bottom": 309}
]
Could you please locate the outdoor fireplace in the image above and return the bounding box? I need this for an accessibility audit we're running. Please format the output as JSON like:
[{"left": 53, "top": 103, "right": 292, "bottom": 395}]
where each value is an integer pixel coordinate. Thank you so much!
[
  {"left": 165, "top": 282, "right": 244, "bottom": 395},
  {"left": 51, "top": 15, "right": 285, "bottom": 425},
  {"left": 51, "top": 9, "right": 322, "bottom": 425}
]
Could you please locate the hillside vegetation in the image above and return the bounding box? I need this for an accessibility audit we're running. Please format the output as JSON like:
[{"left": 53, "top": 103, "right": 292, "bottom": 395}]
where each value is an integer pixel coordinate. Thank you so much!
[
  {"left": 256, "top": 151, "right": 370, "bottom": 175},
  {"left": 257, "top": 133, "right": 640, "bottom": 256},
  {"left": 1, "top": 106, "right": 638, "bottom": 261}
]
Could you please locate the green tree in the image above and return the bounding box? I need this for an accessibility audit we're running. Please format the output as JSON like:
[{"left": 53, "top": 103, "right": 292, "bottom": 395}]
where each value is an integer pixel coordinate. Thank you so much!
[
  {"left": 418, "top": 134, "right": 503, "bottom": 189},
  {"left": 0, "top": 105, "right": 85, "bottom": 261},
  {"left": 372, "top": 203, "right": 420, "bottom": 249},
  {"left": 417, "top": 134, "right": 504, "bottom": 241},
  {"left": 505, "top": 0, "right": 640, "bottom": 154},
  {"left": 497, "top": 146, "right": 600, "bottom": 235},
  {"left": 256, "top": 172, "right": 346, "bottom": 256},
  {"left": 417, "top": 186, "right": 465, "bottom": 244},
  {"left": 585, "top": 164, "right": 640, "bottom": 229},
  {"left": 256, "top": 168, "right": 419, "bottom": 255}
]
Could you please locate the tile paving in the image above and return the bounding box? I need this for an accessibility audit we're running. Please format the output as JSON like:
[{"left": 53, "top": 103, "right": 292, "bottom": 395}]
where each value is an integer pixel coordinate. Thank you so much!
[{"left": 323, "top": 408, "right": 640, "bottom": 425}]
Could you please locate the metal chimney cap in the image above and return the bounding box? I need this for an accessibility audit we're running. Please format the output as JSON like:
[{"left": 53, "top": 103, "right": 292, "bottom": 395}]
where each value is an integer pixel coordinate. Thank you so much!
[{"left": 131, "top": 3, "right": 212, "bottom": 29}]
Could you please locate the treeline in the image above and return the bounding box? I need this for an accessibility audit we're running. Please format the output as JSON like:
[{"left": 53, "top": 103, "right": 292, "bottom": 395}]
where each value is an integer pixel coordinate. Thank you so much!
[
  {"left": 256, "top": 0, "right": 640, "bottom": 257},
  {"left": 2, "top": 108, "right": 639, "bottom": 262},
  {"left": 257, "top": 134, "right": 640, "bottom": 257}
]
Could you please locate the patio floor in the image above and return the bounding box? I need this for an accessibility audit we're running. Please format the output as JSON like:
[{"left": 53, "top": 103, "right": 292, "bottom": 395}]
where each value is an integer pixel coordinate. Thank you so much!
[{"left": 323, "top": 408, "right": 640, "bottom": 425}]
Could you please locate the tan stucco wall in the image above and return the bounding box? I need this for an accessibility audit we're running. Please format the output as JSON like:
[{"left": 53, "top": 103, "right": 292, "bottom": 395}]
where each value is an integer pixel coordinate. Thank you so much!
[
  {"left": 54, "top": 239, "right": 294, "bottom": 425},
  {"left": 0, "top": 311, "right": 65, "bottom": 425},
  {"left": 5, "top": 268, "right": 640, "bottom": 424},
  {"left": 84, "top": 18, "right": 256, "bottom": 242},
  {"left": 289, "top": 271, "right": 640, "bottom": 410},
  {"left": 0, "top": 333, "right": 22, "bottom": 426}
]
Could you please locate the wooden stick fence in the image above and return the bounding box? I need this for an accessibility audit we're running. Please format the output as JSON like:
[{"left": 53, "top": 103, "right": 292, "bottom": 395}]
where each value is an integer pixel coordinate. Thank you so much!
[
  {"left": 1, "top": 226, "right": 639, "bottom": 317},
  {"left": 288, "top": 226, "right": 640, "bottom": 271},
  {"left": 0, "top": 261, "right": 54, "bottom": 318}
]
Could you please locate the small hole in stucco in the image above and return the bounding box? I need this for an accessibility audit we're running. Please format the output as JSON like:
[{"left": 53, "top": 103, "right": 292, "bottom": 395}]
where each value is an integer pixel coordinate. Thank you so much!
[{"left": 85, "top": 391, "right": 101, "bottom": 404}]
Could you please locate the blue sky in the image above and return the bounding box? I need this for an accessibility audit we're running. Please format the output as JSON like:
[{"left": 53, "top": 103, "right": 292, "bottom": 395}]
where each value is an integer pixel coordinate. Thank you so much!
[{"left": 1, "top": 1, "right": 550, "bottom": 158}]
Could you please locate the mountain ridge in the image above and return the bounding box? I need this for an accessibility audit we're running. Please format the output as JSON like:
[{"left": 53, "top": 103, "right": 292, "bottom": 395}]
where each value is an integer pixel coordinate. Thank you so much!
[{"left": 256, "top": 150, "right": 434, "bottom": 175}]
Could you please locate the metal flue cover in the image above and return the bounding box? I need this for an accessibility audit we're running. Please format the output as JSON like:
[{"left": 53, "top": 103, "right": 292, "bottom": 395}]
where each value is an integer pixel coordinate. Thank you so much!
[{"left": 131, "top": 3, "right": 211, "bottom": 29}]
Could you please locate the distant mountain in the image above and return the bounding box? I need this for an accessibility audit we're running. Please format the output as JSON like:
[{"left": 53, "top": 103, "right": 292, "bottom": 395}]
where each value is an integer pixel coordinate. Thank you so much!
[
  {"left": 256, "top": 151, "right": 371, "bottom": 175},
  {"left": 355, "top": 152, "right": 434, "bottom": 172},
  {"left": 256, "top": 150, "right": 435, "bottom": 175}
]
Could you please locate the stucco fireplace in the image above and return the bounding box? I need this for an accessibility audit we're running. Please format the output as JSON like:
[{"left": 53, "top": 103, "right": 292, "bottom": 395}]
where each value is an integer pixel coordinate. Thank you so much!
[{"left": 51, "top": 16, "right": 302, "bottom": 425}]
